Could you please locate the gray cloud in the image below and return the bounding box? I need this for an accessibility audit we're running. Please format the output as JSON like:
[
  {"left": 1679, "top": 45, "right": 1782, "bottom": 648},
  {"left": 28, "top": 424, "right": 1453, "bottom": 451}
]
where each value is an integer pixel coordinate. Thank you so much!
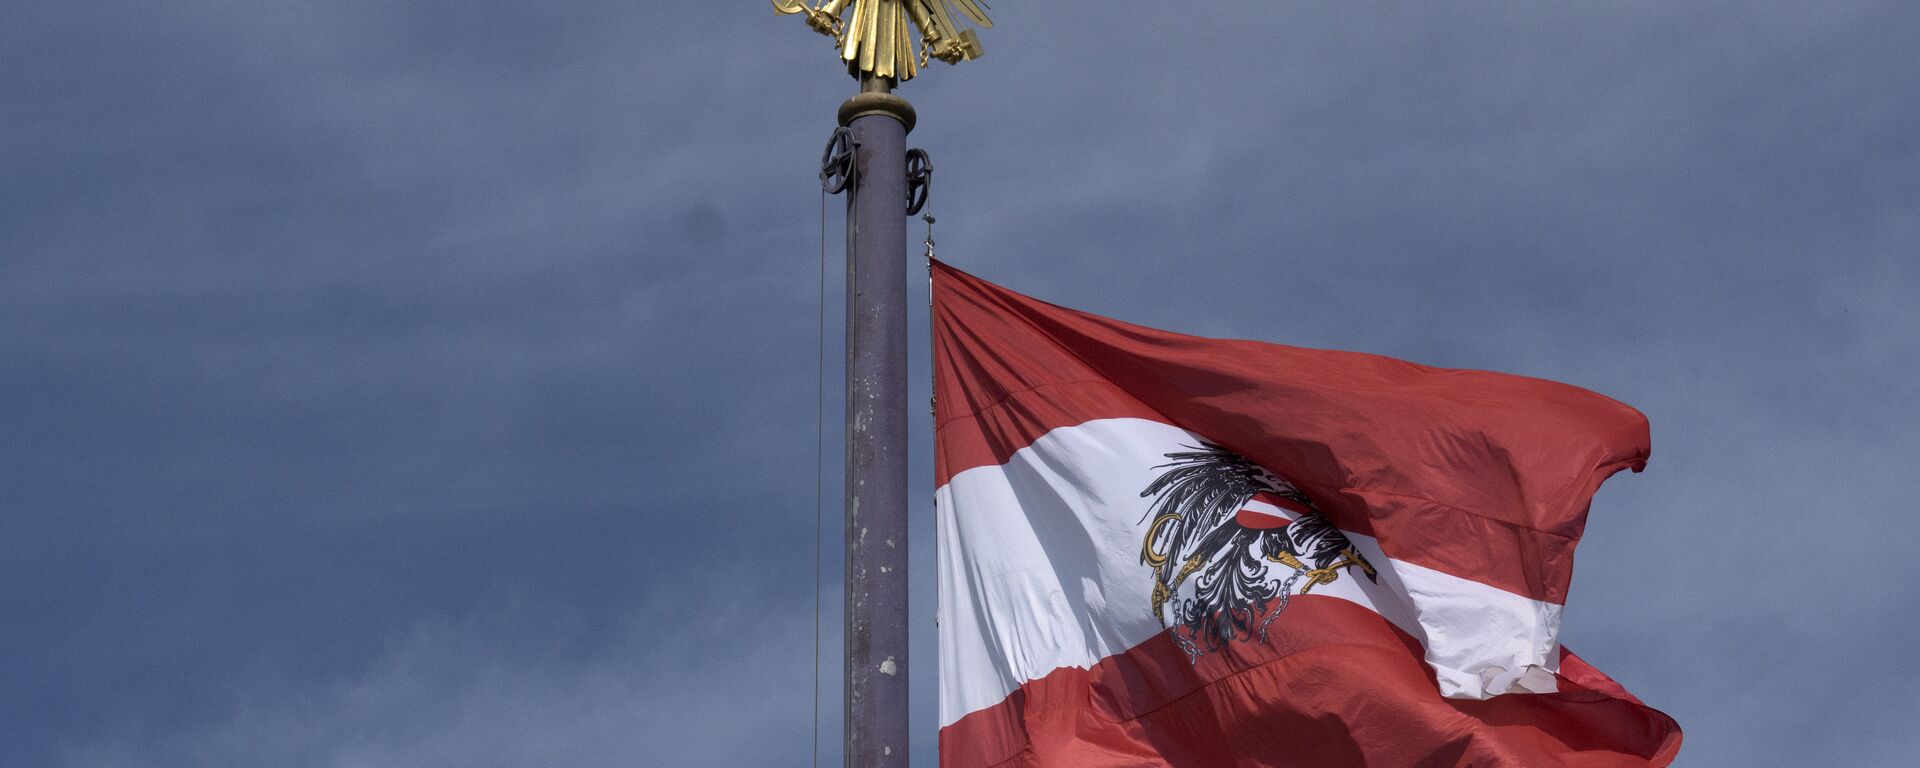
[{"left": 60, "top": 594, "right": 820, "bottom": 768}]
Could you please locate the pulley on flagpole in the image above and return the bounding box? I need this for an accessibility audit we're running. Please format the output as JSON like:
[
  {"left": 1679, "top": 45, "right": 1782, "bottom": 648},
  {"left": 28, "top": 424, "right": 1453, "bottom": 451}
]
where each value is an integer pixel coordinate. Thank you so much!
[{"left": 777, "top": 3, "right": 993, "bottom": 768}]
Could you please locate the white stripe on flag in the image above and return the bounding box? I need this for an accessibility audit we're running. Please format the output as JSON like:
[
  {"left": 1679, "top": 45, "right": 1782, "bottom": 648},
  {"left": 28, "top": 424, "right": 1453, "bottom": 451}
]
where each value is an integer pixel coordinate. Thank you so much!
[{"left": 936, "top": 418, "right": 1565, "bottom": 727}]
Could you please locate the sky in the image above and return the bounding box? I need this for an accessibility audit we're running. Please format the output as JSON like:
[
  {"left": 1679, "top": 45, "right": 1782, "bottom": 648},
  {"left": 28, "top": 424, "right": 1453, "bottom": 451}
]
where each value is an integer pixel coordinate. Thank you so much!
[{"left": 3, "top": 1, "right": 1916, "bottom": 766}]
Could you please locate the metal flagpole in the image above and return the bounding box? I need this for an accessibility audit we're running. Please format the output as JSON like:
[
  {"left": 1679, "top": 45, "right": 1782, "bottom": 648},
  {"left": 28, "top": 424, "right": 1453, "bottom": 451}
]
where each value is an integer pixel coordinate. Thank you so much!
[
  {"left": 775, "top": 3, "right": 990, "bottom": 766},
  {"left": 840, "top": 75, "right": 912, "bottom": 768}
]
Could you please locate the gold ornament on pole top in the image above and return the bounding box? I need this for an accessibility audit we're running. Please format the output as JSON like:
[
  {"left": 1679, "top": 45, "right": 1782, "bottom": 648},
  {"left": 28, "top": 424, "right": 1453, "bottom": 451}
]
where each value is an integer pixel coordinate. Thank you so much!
[{"left": 773, "top": 0, "right": 992, "bottom": 82}]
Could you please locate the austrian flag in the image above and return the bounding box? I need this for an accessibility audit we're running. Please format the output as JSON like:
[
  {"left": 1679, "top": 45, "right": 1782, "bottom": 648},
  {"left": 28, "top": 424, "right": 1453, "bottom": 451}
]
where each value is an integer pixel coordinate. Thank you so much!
[{"left": 932, "top": 261, "right": 1681, "bottom": 767}]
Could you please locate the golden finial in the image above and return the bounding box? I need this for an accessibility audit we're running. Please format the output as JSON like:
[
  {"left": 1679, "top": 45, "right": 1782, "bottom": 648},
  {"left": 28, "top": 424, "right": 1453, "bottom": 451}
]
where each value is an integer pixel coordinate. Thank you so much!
[{"left": 773, "top": 0, "right": 992, "bottom": 82}]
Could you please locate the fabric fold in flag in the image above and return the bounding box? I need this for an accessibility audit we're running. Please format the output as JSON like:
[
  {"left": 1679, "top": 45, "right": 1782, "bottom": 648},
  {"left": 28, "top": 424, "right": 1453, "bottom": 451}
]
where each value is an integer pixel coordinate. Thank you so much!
[{"left": 932, "top": 259, "right": 1680, "bottom": 767}]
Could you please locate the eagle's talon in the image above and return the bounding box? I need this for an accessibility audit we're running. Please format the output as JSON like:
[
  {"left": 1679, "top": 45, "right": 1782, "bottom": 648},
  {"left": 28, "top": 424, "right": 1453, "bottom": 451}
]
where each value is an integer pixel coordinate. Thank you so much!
[
  {"left": 1299, "top": 568, "right": 1340, "bottom": 593},
  {"left": 804, "top": 9, "right": 842, "bottom": 36}
]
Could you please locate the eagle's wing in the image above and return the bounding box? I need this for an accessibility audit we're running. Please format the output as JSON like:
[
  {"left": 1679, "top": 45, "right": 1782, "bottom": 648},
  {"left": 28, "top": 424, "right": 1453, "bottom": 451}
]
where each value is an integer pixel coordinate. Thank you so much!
[
  {"left": 943, "top": 0, "right": 993, "bottom": 28},
  {"left": 925, "top": 0, "right": 962, "bottom": 37},
  {"left": 916, "top": 0, "right": 986, "bottom": 62}
]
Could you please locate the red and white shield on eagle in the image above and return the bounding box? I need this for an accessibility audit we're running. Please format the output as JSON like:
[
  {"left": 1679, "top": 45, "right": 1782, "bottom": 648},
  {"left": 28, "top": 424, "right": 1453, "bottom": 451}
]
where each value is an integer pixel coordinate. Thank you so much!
[{"left": 1139, "top": 442, "right": 1378, "bottom": 662}]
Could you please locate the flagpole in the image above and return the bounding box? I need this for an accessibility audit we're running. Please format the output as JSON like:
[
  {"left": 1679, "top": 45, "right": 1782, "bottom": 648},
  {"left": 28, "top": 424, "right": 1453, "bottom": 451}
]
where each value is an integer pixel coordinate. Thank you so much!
[
  {"left": 776, "top": 4, "right": 989, "bottom": 764},
  {"left": 840, "top": 74, "right": 914, "bottom": 768}
]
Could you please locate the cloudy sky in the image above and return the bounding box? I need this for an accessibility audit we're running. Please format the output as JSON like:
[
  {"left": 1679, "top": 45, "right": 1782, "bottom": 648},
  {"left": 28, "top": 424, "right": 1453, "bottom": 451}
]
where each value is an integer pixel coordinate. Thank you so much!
[{"left": 5, "top": 2, "right": 1916, "bottom": 766}]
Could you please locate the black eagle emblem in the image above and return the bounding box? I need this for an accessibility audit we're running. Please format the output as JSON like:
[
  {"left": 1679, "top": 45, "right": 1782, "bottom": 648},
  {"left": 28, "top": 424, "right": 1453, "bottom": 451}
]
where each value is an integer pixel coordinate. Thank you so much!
[{"left": 1139, "top": 442, "right": 1378, "bottom": 662}]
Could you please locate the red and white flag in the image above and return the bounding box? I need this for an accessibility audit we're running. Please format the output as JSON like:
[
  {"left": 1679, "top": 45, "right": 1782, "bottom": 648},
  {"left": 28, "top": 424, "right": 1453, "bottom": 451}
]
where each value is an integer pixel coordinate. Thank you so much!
[{"left": 933, "top": 261, "right": 1681, "bottom": 767}]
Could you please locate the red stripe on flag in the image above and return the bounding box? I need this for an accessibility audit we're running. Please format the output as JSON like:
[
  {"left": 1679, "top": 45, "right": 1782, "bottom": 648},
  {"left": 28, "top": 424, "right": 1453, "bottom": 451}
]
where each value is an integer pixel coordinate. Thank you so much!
[
  {"left": 1234, "top": 508, "right": 1292, "bottom": 529},
  {"left": 934, "top": 378, "right": 1165, "bottom": 488},
  {"left": 1251, "top": 491, "right": 1312, "bottom": 516},
  {"left": 933, "top": 260, "right": 1649, "bottom": 605},
  {"left": 938, "top": 596, "right": 1681, "bottom": 768},
  {"left": 1237, "top": 491, "right": 1311, "bottom": 528}
]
